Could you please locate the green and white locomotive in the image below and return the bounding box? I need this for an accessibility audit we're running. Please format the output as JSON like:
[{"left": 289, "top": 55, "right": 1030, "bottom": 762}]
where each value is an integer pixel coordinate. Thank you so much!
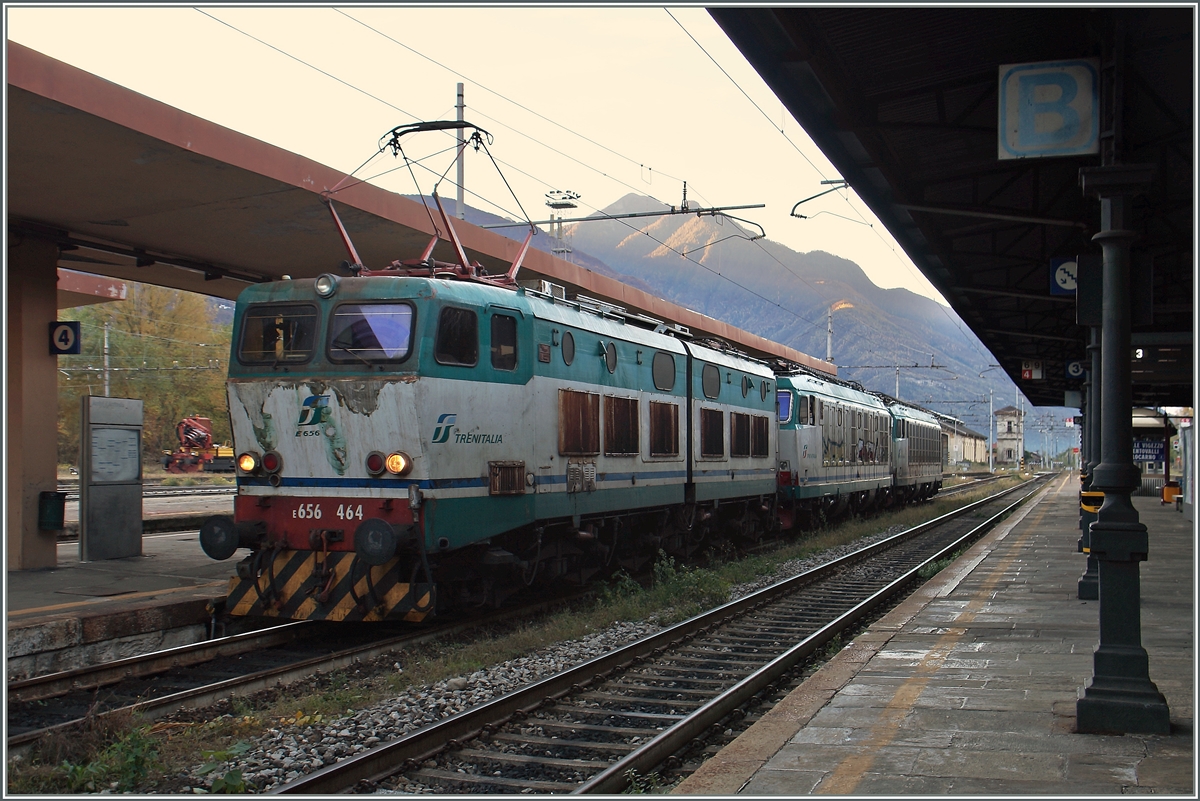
[{"left": 198, "top": 121, "right": 942, "bottom": 623}]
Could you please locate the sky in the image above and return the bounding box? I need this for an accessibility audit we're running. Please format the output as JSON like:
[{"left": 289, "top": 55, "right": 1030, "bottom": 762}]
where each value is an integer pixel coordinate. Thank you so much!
[{"left": 5, "top": 5, "right": 949, "bottom": 306}]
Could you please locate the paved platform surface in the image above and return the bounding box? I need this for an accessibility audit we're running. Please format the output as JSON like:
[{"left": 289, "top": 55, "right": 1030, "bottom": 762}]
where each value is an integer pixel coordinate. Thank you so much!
[
  {"left": 6, "top": 526, "right": 235, "bottom": 678},
  {"left": 676, "top": 473, "right": 1194, "bottom": 795},
  {"left": 7, "top": 531, "right": 231, "bottom": 616}
]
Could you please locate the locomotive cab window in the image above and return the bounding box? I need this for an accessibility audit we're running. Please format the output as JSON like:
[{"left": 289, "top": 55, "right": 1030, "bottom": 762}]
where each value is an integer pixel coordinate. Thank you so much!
[
  {"left": 490, "top": 314, "right": 518, "bottom": 371},
  {"left": 777, "top": 390, "right": 793, "bottom": 423},
  {"left": 239, "top": 304, "right": 318, "bottom": 365},
  {"left": 328, "top": 303, "right": 414, "bottom": 363},
  {"left": 435, "top": 307, "right": 478, "bottom": 366}
]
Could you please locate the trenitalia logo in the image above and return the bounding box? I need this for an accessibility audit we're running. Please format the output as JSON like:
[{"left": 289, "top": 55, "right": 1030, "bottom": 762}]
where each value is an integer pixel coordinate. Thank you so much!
[
  {"left": 297, "top": 395, "right": 330, "bottom": 426},
  {"left": 431, "top": 413, "right": 456, "bottom": 444}
]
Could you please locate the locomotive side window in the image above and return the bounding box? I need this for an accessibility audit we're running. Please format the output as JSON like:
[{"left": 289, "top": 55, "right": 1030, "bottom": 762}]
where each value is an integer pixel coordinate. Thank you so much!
[
  {"left": 604, "top": 341, "right": 618, "bottom": 374},
  {"left": 700, "top": 408, "right": 724, "bottom": 457},
  {"left": 777, "top": 390, "right": 793, "bottom": 423},
  {"left": 741, "top": 375, "right": 752, "bottom": 398},
  {"left": 604, "top": 396, "right": 639, "bottom": 456},
  {"left": 490, "top": 314, "right": 518, "bottom": 371},
  {"left": 730, "top": 412, "right": 751, "bottom": 457},
  {"left": 652, "top": 351, "right": 676, "bottom": 391},
  {"left": 328, "top": 303, "right": 414, "bottom": 363},
  {"left": 559, "top": 389, "right": 600, "bottom": 455},
  {"left": 761, "top": 380, "right": 770, "bottom": 402},
  {"left": 239, "top": 304, "right": 318, "bottom": 365},
  {"left": 649, "top": 401, "right": 679, "bottom": 456},
  {"left": 751, "top": 415, "right": 770, "bottom": 457},
  {"left": 702, "top": 364, "right": 721, "bottom": 399},
  {"left": 562, "top": 331, "right": 575, "bottom": 365},
  {"left": 435, "top": 307, "right": 478, "bottom": 366}
]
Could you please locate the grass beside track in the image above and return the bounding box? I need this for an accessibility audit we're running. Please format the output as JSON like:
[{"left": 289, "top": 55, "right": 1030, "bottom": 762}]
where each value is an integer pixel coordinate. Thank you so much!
[{"left": 8, "top": 476, "right": 1024, "bottom": 794}]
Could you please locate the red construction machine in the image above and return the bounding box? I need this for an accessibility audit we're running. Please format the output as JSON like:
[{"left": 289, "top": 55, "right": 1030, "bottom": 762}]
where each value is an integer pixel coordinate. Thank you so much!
[{"left": 161, "top": 416, "right": 235, "bottom": 473}]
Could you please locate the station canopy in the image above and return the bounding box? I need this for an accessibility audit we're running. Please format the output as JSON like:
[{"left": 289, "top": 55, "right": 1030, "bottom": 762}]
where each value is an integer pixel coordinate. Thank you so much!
[{"left": 711, "top": 7, "right": 1193, "bottom": 407}]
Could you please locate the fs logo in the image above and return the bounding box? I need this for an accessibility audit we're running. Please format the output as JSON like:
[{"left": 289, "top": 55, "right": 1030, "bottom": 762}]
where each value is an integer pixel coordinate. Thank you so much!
[
  {"left": 431, "top": 413, "right": 457, "bottom": 444},
  {"left": 297, "top": 395, "right": 330, "bottom": 426}
]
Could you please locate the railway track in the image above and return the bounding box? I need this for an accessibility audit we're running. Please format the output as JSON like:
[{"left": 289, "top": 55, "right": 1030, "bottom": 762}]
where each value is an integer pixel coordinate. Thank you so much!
[
  {"left": 6, "top": 603, "right": 566, "bottom": 755},
  {"left": 57, "top": 483, "right": 236, "bottom": 501},
  {"left": 269, "top": 475, "right": 1050, "bottom": 794}
]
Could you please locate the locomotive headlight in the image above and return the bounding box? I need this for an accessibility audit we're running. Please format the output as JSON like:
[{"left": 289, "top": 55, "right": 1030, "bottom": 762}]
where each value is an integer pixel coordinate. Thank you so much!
[
  {"left": 261, "top": 451, "right": 283, "bottom": 473},
  {"left": 314, "top": 273, "right": 339, "bottom": 298},
  {"left": 385, "top": 451, "right": 413, "bottom": 476},
  {"left": 237, "top": 452, "right": 260, "bottom": 473}
]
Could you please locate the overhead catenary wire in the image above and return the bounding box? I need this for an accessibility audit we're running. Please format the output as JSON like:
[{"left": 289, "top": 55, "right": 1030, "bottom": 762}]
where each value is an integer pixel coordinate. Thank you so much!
[
  {"left": 334, "top": 8, "right": 700, "bottom": 207},
  {"left": 192, "top": 7, "right": 983, "bottom": 360},
  {"left": 667, "top": 9, "right": 1001, "bottom": 368}
]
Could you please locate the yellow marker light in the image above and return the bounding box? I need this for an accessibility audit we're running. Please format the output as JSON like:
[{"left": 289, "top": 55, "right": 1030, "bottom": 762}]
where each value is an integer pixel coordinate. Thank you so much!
[
  {"left": 385, "top": 452, "right": 411, "bottom": 476},
  {"left": 237, "top": 452, "right": 259, "bottom": 473}
]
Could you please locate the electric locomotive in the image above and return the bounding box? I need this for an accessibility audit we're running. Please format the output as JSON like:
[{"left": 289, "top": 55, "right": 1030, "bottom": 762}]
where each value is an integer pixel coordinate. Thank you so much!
[
  {"left": 199, "top": 120, "right": 942, "bottom": 624},
  {"left": 199, "top": 214, "right": 781, "bottom": 621}
]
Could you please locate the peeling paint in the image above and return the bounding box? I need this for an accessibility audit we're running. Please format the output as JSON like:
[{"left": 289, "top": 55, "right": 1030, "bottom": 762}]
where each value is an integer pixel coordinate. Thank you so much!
[
  {"left": 334, "top": 380, "right": 387, "bottom": 416},
  {"left": 230, "top": 382, "right": 282, "bottom": 451}
]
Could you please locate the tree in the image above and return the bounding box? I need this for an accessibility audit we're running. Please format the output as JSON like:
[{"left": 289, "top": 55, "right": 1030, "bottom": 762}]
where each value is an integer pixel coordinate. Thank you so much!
[{"left": 57, "top": 281, "right": 232, "bottom": 466}]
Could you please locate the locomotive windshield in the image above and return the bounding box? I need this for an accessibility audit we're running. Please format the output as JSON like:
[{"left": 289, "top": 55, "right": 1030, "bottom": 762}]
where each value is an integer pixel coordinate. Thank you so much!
[
  {"left": 238, "top": 304, "right": 318, "bottom": 365},
  {"left": 329, "top": 303, "right": 415, "bottom": 363}
]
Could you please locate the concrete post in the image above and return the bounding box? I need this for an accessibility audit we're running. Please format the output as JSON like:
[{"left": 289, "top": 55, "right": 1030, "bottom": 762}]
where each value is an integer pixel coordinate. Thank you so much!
[
  {"left": 1076, "top": 163, "right": 1170, "bottom": 734},
  {"left": 6, "top": 234, "right": 62, "bottom": 569}
]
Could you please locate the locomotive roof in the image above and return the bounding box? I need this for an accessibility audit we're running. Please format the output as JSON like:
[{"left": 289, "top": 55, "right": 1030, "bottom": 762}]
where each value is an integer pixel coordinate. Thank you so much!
[
  {"left": 527, "top": 292, "right": 689, "bottom": 355},
  {"left": 887, "top": 402, "right": 941, "bottom": 426},
  {"left": 778, "top": 372, "right": 887, "bottom": 410}
]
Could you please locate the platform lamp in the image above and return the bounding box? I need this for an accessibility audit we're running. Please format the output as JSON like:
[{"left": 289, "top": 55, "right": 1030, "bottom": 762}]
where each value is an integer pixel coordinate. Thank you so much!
[{"left": 979, "top": 365, "right": 1001, "bottom": 473}]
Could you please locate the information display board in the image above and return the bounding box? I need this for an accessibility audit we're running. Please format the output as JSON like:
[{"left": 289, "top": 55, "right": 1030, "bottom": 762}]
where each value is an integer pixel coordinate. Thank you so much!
[{"left": 80, "top": 396, "right": 144, "bottom": 561}]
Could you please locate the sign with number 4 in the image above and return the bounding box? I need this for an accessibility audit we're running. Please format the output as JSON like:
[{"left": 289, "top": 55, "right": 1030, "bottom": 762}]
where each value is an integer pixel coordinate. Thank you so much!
[{"left": 51, "top": 321, "right": 82, "bottom": 355}]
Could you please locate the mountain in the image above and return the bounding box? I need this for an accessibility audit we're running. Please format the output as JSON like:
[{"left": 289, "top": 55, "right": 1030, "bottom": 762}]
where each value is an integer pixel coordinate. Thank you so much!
[
  {"left": 438, "top": 193, "right": 1054, "bottom": 440},
  {"left": 556, "top": 194, "right": 1028, "bottom": 436},
  {"left": 405, "top": 196, "right": 660, "bottom": 297}
]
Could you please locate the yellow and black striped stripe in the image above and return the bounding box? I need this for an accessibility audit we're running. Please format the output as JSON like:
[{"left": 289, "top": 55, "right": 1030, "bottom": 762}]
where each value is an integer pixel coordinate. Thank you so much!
[{"left": 226, "top": 550, "right": 435, "bottom": 622}]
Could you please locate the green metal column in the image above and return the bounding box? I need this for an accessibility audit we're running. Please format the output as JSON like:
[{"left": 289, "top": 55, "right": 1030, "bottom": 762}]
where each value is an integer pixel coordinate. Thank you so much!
[{"left": 1075, "top": 164, "right": 1170, "bottom": 735}]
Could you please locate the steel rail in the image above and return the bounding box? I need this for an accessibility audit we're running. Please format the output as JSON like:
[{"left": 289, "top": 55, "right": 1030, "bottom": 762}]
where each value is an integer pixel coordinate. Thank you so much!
[
  {"left": 574, "top": 479, "right": 1046, "bottom": 793},
  {"left": 271, "top": 477, "right": 1043, "bottom": 794},
  {"left": 8, "top": 621, "right": 312, "bottom": 703},
  {"left": 7, "top": 600, "right": 571, "bottom": 753}
]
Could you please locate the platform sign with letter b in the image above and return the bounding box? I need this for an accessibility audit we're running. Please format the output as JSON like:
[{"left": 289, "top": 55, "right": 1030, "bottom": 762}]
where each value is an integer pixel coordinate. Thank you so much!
[
  {"left": 999, "top": 59, "right": 1099, "bottom": 160},
  {"left": 50, "top": 321, "right": 81, "bottom": 355}
]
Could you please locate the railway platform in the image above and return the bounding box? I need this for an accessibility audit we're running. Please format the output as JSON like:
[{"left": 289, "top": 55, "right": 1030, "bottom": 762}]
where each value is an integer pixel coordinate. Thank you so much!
[
  {"left": 6, "top": 531, "right": 232, "bottom": 680},
  {"left": 675, "top": 473, "right": 1194, "bottom": 795}
]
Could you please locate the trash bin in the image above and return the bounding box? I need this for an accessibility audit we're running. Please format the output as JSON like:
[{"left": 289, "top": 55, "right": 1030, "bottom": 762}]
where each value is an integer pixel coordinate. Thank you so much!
[
  {"left": 1162, "top": 481, "right": 1181, "bottom": 505},
  {"left": 38, "top": 490, "right": 67, "bottom": 531}
]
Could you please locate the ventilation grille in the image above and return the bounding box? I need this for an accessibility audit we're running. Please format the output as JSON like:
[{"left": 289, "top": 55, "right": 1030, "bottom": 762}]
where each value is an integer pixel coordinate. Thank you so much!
[{"left": 489, "top": 461, "right": 526, "bottom": 496}]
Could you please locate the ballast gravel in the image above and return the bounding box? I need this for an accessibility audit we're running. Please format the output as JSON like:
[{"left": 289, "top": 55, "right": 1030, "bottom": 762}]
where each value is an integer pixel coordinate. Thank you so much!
[
  {"left": 166, "top": 526, "right": 907, "bottom": 794},
  {"left": 171, "top": 620, "right": 661, "bottom": 794}
]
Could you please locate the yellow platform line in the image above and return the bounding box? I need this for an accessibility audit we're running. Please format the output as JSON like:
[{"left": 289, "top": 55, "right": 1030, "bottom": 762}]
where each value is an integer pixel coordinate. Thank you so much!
[
  {"left": 8, "top": 581, "right": 227, "bottom": 619},
  {"left": 816, "top": 473, "right": 1067, "bottom": 794}
]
